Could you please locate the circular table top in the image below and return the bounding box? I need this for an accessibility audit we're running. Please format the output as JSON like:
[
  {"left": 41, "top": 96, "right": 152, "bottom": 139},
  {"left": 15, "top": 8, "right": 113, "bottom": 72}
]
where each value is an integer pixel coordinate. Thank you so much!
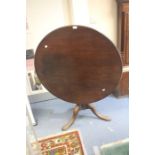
[{"left": 35, "top": 26, "right": 122, "bottom": 105}]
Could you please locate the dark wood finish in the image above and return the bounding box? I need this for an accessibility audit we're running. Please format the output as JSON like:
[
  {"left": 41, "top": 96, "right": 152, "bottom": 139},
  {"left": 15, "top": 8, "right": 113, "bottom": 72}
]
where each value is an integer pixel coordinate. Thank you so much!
[
  {"left": 117, "top": 0, "right": 128, "bottom": 3},
  {"left": 114, "top": 0, "right": 129, "bottom": 97},
  {"left": 35, "top": 25, "right": 122, "bottom": 130},
  {"left": 35, "top": 26, "right": 122, "bottom": 105},
  {"left": 113, "top": 72, "right": 129, "bottom": 96},
  {"left": 117, "top": 0, "right": 129, "bottom": 66}
]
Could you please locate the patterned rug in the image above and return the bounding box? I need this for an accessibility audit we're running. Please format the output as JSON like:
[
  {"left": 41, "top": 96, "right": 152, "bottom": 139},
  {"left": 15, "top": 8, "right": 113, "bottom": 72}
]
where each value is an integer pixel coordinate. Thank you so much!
[{"left": 37, "top": 130, "right": 86, "bottom": 155}]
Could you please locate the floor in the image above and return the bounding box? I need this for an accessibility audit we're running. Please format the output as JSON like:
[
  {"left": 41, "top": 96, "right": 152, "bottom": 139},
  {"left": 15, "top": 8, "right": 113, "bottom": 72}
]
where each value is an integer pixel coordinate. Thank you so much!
[{"left": 31, "top": 95, "right": 129, "bottom": 155}]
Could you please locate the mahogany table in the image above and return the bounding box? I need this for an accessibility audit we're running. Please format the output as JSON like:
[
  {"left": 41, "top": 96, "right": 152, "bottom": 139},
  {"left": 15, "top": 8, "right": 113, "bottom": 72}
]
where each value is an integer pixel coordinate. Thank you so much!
[{"left": 35, "top": 25, "right": 122, "bottom": 130}]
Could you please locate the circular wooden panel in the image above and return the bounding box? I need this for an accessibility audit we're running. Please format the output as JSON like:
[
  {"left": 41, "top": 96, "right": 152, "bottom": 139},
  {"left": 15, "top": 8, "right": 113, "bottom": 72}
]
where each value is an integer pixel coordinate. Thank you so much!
[{"left": 35, "top": 26, "right": 122, "bottom": 105}]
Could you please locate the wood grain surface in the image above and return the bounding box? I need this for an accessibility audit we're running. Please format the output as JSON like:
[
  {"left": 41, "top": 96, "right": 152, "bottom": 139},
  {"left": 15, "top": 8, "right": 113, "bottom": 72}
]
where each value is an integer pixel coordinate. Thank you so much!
[{"left": 35, "top": 26, "right": 122, "bottom": 104}]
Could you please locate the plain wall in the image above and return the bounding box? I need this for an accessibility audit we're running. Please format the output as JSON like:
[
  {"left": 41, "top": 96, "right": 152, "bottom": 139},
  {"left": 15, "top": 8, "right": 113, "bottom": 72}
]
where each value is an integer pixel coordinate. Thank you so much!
[
  {"left": 26, "top": 0, "right": 71, "bottom": 51},
  {"left": 88, "top": 0, "right": 117, "bottom": 45}
]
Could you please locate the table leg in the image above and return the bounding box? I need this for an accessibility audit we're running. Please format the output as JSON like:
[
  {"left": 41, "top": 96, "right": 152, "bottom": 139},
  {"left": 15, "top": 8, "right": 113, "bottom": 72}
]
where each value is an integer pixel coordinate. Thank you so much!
[
  {"left": 87, "top": 104, "right": 111, "bottom": 121},
  {"left": 62, "top": 105, "right": 80, "bottom": 130}
]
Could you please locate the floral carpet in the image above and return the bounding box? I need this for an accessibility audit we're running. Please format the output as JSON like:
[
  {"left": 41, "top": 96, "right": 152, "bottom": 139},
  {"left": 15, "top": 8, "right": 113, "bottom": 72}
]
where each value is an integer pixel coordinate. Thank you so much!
[{"left": 38, "top": 130, "right": 86, "bottom": 155}]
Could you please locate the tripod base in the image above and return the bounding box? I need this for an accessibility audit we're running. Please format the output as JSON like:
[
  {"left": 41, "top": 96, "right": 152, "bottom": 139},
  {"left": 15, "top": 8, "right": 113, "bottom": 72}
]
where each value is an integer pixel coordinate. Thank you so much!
[{"left": 62, "top": 104, "right": 111, "bottom": 130}]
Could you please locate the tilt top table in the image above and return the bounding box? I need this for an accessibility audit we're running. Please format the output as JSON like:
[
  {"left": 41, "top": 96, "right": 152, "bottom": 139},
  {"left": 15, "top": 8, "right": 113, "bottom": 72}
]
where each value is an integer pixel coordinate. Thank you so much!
[{"left": 35, "top": 25, "right": 122, "bottom": 130}]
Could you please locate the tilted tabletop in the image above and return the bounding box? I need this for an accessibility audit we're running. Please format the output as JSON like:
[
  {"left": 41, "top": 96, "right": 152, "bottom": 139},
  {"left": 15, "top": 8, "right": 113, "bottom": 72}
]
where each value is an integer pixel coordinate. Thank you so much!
[{"left": 35, "top": 25, "right": 122, "bottom": 105}]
